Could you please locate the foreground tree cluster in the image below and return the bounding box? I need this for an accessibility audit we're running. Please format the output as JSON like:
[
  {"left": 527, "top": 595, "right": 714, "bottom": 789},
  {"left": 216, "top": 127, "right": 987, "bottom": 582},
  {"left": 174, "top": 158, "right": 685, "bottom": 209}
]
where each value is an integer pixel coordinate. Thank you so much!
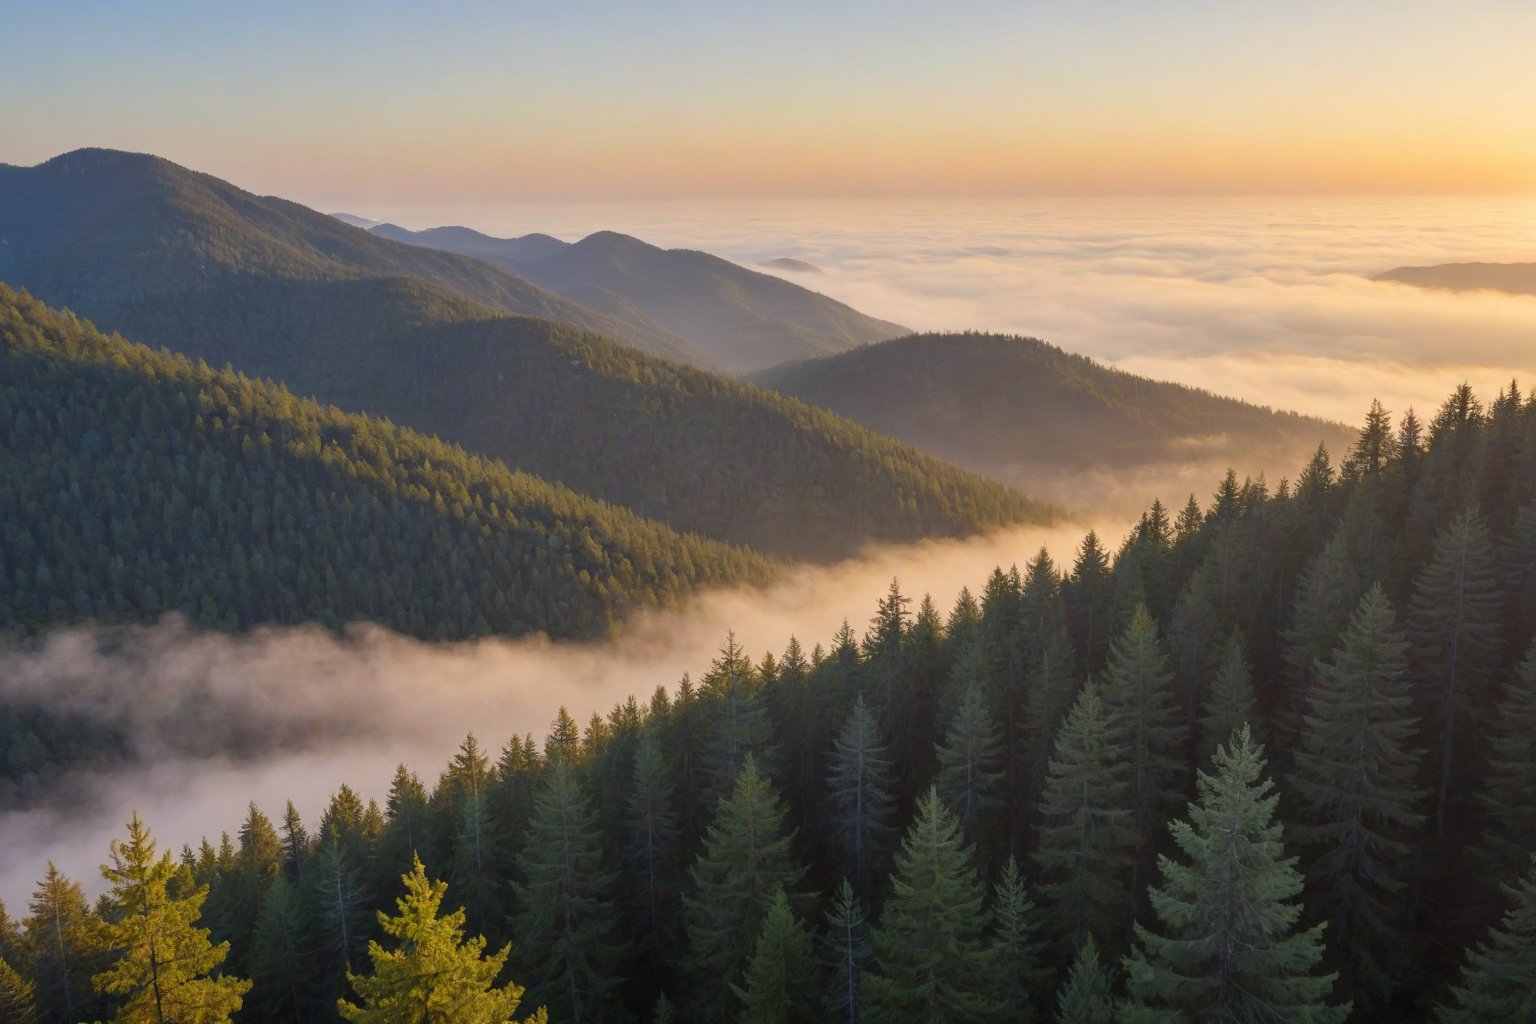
[{"left": 3, "top": 377, "right": 1535, "bottom": 1022}]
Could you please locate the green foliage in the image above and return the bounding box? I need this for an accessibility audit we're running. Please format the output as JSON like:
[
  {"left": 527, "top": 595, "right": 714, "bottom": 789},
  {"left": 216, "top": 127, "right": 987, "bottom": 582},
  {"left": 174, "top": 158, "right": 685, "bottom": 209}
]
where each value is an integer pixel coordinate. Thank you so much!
[
  {"left": 730, "top": 889, "right": 818, "bottom": 1024},
  {"left": 1479, "top": 641, "right": 1536, "bottom": 876},
  {"left": 863, "top": 788, "right": 999, "bottom": 1024},
  {"left": 822, "top": 879, "right": 871, "bottom": 1024},
  {"left": 1196, "top": 633, "right": 1257, "bottom": 764},
  {"left": 1438, "top": 854, "right": 1536, "bottom": 1023},
  {"left": 989, "top": 856, "right": 1048, "bottom": 1021},
  {"left": 934, "top": 679, "right": 1004, "bottom": 846},
  {"left": 338, "top": 857, "right": 543, "bottom": 1024},
  {"left": 825, "top": 693, "right": 896, "bottom": 892},
  {"left": 0, "top": 957, "right": 37, "bottom": 1024},
  {"left": 93, "top": 813, "right": 252, "bottom": 1024},
  {"left": 1121, "top": 728, "right": 1348, "bottom": 1024},
  {"left": 21, "top": 862, "right": 109, "bottom": 1024},
  {"left": 1054, "top": 940, "right": 1115, "bottom": 1024}
]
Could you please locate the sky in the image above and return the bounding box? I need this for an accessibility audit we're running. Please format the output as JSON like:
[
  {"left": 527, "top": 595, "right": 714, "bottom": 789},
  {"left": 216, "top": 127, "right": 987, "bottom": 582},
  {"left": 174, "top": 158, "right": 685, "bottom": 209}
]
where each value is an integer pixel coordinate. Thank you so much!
[{"left": 4, "top": 0, "right": 1536, "bottom": 201}]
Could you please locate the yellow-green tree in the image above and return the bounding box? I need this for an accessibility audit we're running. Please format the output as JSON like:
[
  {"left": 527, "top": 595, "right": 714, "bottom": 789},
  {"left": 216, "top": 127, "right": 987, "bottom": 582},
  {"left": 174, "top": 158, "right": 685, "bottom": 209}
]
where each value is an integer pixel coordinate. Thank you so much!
[
  {"left": 93, "top": 813, "right": 251, "bottom": 1024},
  {"left": 338, "top": 857, "right": 544, "bottom": 1024}
]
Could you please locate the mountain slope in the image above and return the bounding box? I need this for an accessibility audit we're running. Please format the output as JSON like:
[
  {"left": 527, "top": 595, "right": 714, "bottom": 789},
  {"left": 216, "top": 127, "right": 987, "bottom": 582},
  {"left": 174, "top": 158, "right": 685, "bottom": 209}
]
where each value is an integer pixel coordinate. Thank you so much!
[
  {"left": 0, "top": 148, "right": 707, "bottom": 365},
  {"left": 1376, "top": 261, "right": 1536, "bottom": 296},
  {"left": 752, "top": 333, "right": 1354, "bottom": 506},
  {"left": 0, "top": 283, "right": 772, "bottom": 640},
  {"left": 373, "top": 223, "right": 909, "bottom": 374}
]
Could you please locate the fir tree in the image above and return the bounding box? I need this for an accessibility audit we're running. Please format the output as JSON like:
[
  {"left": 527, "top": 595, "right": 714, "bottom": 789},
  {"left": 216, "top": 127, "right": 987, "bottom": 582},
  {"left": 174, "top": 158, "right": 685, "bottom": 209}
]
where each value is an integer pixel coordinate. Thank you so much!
[
  {"left": 1438, "top": 853, "right": 1536, "bottom": 1023},
  {"left": 92, "top": 813, "right": 252, "bottom": 1024},
  {"left": 1282, "top": 533, "right": 1363, "bottom": 718},
  {"left": 825, "top": 693, "right": 896, "bottom": 893},
  {"left": 1479, "top": 640, "right": 1536, "bottom": 876},
  {"left": 624, "top": 723, "right": 681, "bottom": 960},
  {"left": 246, "top": 875, "right": 306, "bottom": 1024},
  {"left": 1034, "top": 681, "right": 1136, "bottom": 949},
  {"left": 22, "top": 861, "right": 107, "bottom": 1024},
  {"left": 684, "top": 755, "right": 806, "bottom": 1022},
  {"left": 0, "top": 957, "right": 37, "bottom": 1024},
  {"left": 1121, "top": 728, "right": 1348, "bottom": 1024},
  {"left": 1408, "top": 507, "right": 1503, "bottom": 839},
  {"left": 989, "top": 856, "right": 1047, "bottom": 1021},
  {"left": 863, "top": 788, "right": 999, "bottom": 1024},
  {"left": 934, "top": 679, "right": 1004, "bottom": 848},
  {"left": 1055, "top": 939, "right": 1115, "bottom": 1024},
  {"left": 1197, "top": 632, "right": 1258, "bottom": 764},
  {"left": 731, "top": 888, "right": 818, "bottom": 1024},
  {"left": 511, "top": 762, "right": 620, "bottom": 1024},
  {"left": 338, "top": 857, "right": 544, "bottom": 1024},
  {"left": 1290, "top": 583, "right": 1425, "bottom": 1007},
  {"left": 823, "top": 879, "right": 871, "bottom": 1024}
]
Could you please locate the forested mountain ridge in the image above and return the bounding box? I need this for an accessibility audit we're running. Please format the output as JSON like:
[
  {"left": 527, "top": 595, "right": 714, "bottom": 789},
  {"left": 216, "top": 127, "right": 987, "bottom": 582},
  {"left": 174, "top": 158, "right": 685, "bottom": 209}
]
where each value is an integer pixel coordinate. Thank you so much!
[
  {"left": 0, "top": 283, "right": 773, "bottom": 642},
  {"left": 1376, "top": 260, "right": 1536, "bottom": 296},
  {"left": 752, "top": 331, "right": 1355, "bottom": 500},
  {"left": 372, "top": 222, "right": 910, "bottom": 374},
  {"left": 0, "top": 147, "right": 708, "bottom": 365},
  {"left": 4, "top": 377, "right": 1533, "bottom": 1023}
]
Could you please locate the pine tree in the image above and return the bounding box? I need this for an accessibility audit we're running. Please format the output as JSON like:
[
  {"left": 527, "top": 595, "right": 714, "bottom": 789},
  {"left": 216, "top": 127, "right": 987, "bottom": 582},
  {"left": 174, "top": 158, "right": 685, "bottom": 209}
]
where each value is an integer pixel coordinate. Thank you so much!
[
  {"left": 1197, "top": 632, "right": 1258, "bottom": 764},
  {"left": 731, "top": 888, "right": 818, "bottom": 1024},
  {"left": 1479, "top": 640, "right": 1536, "bottom": 876},
  {"left": 0, "top": 957, "right": 37, "bottom": 1024},
  {"left": 700, "top": 634, "right": 776, "bottom": 804},
  {"left": 310, "top": 825, "right": 369, "bottom": 982},
  {"left": 624, "top": 722, "right": 681, "bottom": 960},
  {"left": 1437, "top": 853, "right": 1536, "bottom": 1023},
  {"left": 246, "top": 875, "right": 306, "bottom": 1024},
  {"left": 1096, "top": 606, "right": 1185, "bottom": 882},
  {"left": 1054, "top": 939, "right": 1115, "bottom": 1024},
  {"left": 22, "top": 861, "right": 107, "bottom": 1024},
  {"left": 934, "top": 679, "right": 1004, "bottom": 848},
  {"left": 826, "top": 693, "right": 896, "bottom": 892},
  {"left": 511, "top": 762, "right": 620, "bottom": 1024},
  {"left": 92, "top": 813, "right": 252, "bottom": 1024},
  {"left": 1066, "top": 531, "right": 1114, "bottom": 675},
  {"left": 684, "top": 755, "right": 806, "bottom": 1022},
  {"left": 989, "top": 856, "right": 1047, "bottom": 1022},
  {"left": 338, "top": 857, "right": 544, "bottom": 1024},
  {"left": 1408, "top": 507, "right": 1503, "bottom": 839},
  {"left": 1290, "top": 583, "right": 1425, "bottom": 1006},
  {"left": 1121, "top": 728, "right": 1348, "bottom": 1024},
  {"left": 1282, "top": 533, "right": 1363, "bottom": 719},
  {"left": 823, "top": 879, "right": 870, "bottom": 1024},
  {"left": 1034, "top": 681, "right": 1136, "bottom": 949},
  {"left": 863, "top": 788, "right": 999, "bottom": 1024}
]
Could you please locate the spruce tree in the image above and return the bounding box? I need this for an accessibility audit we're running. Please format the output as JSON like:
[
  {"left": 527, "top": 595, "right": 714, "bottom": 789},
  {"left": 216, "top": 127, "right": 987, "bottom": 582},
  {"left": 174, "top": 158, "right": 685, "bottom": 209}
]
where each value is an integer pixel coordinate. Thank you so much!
[
  {"left": 338, "top": 857, "right": 543, "bottom": 1024},
  {"left": 1408, "top": 507, "right": 1503, "bottom": 839},
  {"left": 684, "top": 755, "right": 806, "bottom": 1022},
  {"left": 1282, "top": 533, "right": 1363, "bottom": 719},
  {"left": 511, "top": 762, "right": 621, "bottom": 1024},
  {"left": 1197, "top": 632, "right": 1258, "bottom": 764},
  {"left": 1290, "top": 583, "right": 1425, "bottom": 1007},
  {"left": 731, "top": 888, "right": 818, "bottom": 1024},
  {"left": 1121, "top": 728, "right": 1348, "bottom": 1024},
  {"left": 934, "top": 679, "right": 1004, "bottom": 848},
  {"left": 989, "top": 855, "right": 1047, "bottom": 1022},
  {"left": 825, "top": 693, "right": 896, "bottom": 893},
  {"left": 22, "top": 862, "right": 107, "bottom": 1024},
  {"left": 1034, "top": 680, "right": 1136, "bottom": 950},
  {"left": 823, "top": 879, "right": 871, "bottom": 1024},
  {"left": 0, "top": 957, "right": 36, "bottom": 1024},
  {"left": 624, "top": 722, "right": 681, "bottom": 961},
  {"left": 1437, "top": 853, "right": 1536, "bottom": 1023},
  {"left": 700, "top": 634, "right": 776, "bottom": 804},
  {"left": 246, "top": 875, "right": 306, "bottom": 1024},
  {"left": 1479, "top": 640, "right": 1536, "bottom": 876},
  {"left": 863, "top": 788, "right": 999, "bottom": 1024},
  {"left": 1055, "top": 939, "right": 1115, "bottom": 1024},
  {"left": 92, "top": 813, "right": 252, "bottom": 1024}
]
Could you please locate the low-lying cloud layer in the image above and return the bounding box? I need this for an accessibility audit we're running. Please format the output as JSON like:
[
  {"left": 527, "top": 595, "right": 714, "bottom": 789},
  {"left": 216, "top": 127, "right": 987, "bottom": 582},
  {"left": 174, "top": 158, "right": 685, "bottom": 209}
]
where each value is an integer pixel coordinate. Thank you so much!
[
  {"left": 376, "top": 194, "right": 1535, "bottom": 423},
  {"left": 0, "top": 519, "right": 1111, "bottom": 911}
]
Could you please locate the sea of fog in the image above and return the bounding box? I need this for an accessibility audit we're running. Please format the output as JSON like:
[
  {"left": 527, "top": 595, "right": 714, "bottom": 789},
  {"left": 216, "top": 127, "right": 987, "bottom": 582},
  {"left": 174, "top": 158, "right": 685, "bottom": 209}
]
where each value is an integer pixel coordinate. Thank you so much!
[
  {"left": 355, "top": 194, "right": 1536, "bottom": 423},
  {"left": 6, "top": 195, "right": 1534, "bottom": 909}
]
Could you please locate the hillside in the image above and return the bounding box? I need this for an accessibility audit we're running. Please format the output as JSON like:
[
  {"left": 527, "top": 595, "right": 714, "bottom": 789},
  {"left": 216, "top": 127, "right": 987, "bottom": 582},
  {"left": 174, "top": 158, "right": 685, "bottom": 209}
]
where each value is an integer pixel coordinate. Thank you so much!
[
  {"left": 373, "top": 223, "right": 909, "bottom": 373},
  {"left": 0, "top": 283, "right": 773, "bottom": 642},
  {"left": 0, "top": 148, "right": 707, "bottom": 365},
  {"left": 752, "top": 332, "right": 1354, "bottom": 504},
  {"left": 1376, "top": 260, "right": 1536, "bottom": 296}
]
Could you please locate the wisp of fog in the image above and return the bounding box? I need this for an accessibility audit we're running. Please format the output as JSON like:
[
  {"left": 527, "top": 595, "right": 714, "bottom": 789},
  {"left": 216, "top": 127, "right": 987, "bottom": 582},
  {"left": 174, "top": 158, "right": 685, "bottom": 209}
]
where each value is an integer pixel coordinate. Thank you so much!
[{"left": 0, "top": 518, "right": 1114, "bottom": 909}]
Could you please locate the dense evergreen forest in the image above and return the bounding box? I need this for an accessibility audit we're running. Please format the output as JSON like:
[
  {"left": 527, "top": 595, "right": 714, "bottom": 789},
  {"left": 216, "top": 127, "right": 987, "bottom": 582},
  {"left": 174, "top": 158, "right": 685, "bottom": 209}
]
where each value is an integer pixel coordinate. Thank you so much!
[
  {"left": 751, "top": 331, "right": 1355, "bottom": 492},
  {"left": 3, "top": 374, "right": 1533, "bottom": 1022},
  {"left": 0, "top": 149, "right": 1056, "bottom": 560}
]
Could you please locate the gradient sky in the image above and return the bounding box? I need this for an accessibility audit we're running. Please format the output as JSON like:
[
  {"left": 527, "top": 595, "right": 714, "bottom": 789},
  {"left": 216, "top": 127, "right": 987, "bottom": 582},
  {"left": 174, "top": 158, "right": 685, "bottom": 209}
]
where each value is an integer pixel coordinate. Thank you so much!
[{"left": 4, "top": 0, "right": 1535, "bottom": 202}]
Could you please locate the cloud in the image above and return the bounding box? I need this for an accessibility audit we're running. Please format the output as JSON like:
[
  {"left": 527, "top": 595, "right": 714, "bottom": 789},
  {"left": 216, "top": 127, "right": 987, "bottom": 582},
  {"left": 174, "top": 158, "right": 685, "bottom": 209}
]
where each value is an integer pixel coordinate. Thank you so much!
[{"left": 0, "top": 518, "right": 1112, "bottom": 911}]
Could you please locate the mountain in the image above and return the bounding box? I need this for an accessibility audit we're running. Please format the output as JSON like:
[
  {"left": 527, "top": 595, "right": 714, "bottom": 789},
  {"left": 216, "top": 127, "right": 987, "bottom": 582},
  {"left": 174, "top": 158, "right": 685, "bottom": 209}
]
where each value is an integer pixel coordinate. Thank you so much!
[
  {"left": 1376, "top": 261, "right": 1536, "bottom": 296},
  {"left": 0, "top": 148, "right": 707, "bottom": 365},
  {"left": 0, "top": 149, "right": 1056, "bottom": 559},
  {"left": 751, "top": 332, "right": 1354, "bottom": 507},
  {"left": 0, "top": 282, "right": 772, "bottom": 642},
  {"left": 372, "top": 223, "right": 908, "bottom": 374},
  {"left": 763, "top": 257, "right": 822, "bottom": 274}
]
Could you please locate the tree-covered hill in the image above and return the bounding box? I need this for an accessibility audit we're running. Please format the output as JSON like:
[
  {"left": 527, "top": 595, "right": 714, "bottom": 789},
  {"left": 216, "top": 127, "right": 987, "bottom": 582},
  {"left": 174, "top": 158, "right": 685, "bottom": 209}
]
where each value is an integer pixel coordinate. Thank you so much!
[
  {"left": 752, "top": 331, "right": 1355, "bottom": 497},
  {"left": 0, "top": 147, "right": 707, "bottom": 365},
  {"left": 0, "top": 283, "right": 773, "bottom": 642},
  {"left": 373, "top": 223, "right": 910, "bottom": 374},
  {"left": 1376, "top": 260, "right": 1536, "bottom": 296}
]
